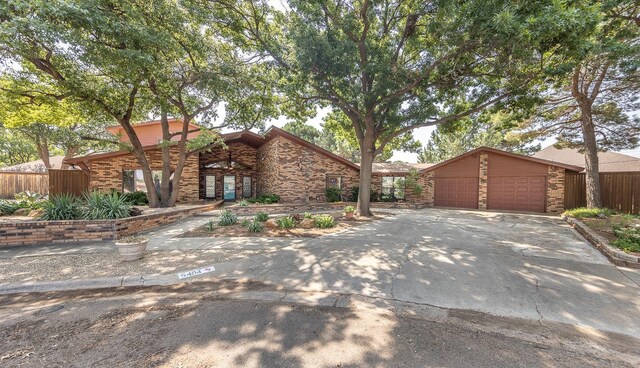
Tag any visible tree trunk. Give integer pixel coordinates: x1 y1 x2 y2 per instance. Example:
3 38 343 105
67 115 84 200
167 115 192 207
34 137 51 169
118 119 160 208
356 134 375 217
159 110 172 207
61 146 77 170
579 104 603 208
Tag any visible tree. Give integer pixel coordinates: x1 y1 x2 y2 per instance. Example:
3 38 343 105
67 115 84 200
0 127 38 167
0 0 276 207
418 118 540 163
230 0 598 215
515 1 640 208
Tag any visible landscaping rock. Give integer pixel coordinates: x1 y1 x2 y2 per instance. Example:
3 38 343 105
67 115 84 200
299 218 315 229
14 208 30 216
28 209 44 218
265 219 279 229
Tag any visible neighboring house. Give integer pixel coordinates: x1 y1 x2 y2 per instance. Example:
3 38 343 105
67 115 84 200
1 156 68 173
66 122 581 213
106 118 202 146
533 146 640 173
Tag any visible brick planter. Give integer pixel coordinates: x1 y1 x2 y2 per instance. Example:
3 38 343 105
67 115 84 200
226 201 426 216
0 201 222 248
563 215 640 268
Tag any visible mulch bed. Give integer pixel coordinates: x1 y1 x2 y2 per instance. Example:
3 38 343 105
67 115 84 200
179 212 392 238
579 215 640 256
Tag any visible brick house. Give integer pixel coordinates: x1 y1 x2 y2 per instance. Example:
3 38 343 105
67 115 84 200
66 122 581 213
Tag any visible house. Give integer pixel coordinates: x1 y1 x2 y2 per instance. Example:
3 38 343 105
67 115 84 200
66 121 581 213
1 156 69 173
533 146 640 173
106 118 202 146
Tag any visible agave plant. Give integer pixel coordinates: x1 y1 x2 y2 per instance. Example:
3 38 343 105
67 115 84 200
82 191 131 220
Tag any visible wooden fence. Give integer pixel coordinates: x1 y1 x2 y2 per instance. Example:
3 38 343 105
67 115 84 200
565 172 640 214
48 169 89 197
0 171 49 198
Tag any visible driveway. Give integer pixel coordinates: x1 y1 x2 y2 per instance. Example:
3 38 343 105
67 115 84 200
199 208 640 338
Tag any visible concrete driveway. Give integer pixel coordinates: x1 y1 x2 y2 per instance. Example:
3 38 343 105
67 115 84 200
199 208 640 338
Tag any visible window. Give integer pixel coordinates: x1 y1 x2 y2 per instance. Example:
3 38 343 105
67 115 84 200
381 176 405 200
326 175 342 190
123 169 173 194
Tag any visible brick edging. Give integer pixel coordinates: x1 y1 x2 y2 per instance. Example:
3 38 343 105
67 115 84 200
563 215 640 268
226 202 426 215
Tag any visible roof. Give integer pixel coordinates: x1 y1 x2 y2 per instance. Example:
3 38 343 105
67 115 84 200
533 146 640 173
420 146 584 173
1 156 69 173
105 118 200 134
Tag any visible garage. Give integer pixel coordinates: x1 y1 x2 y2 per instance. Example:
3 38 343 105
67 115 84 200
422 147 582 213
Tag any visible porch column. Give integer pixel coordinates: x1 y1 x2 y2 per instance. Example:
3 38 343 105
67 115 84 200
478 153 488 210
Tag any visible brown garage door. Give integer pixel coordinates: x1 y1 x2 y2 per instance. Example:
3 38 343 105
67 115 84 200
487 176 546 213
434 177 479 209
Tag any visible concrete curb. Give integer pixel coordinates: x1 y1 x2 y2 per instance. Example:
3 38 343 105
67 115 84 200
563 215 640 268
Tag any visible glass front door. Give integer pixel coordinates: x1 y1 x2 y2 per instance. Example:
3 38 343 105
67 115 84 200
223 176 236 201
243 176 252 198
205 175 216 199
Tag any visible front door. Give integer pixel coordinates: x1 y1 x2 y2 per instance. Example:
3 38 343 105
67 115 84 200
223 175 236 201
205 175 216 199
242 176 252 198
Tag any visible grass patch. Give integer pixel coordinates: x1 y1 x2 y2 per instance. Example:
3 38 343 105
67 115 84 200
563 207 614 218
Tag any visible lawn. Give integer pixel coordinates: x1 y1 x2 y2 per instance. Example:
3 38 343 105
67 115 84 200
564 208 640 254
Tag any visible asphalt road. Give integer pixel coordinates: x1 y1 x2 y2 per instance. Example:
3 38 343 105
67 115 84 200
1 283 639 368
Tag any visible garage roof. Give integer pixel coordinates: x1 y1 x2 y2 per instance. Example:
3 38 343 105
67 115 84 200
419 147 584 173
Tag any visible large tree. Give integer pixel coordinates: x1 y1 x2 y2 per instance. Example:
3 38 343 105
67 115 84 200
0 0 276 207
515 1 640 208
0 127 38 167
230 0 598 215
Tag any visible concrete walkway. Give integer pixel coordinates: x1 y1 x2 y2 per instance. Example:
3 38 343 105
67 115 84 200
2 208 639 339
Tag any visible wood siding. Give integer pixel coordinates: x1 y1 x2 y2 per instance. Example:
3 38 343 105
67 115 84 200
0 172 49 198
565 172 640 214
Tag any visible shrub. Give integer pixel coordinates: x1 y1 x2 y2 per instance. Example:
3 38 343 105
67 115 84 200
612 225 640 253
277 216 296 228
241 219 250 226
325 187 341 202
344 205 355 214
348 186 359 202
0 200 19 216
15 191 45 209
248 194 281 204
246 220 264 233
122 191 149 206
82 191 131 220
563 207 614 218
314 214 335 228
205 220 216 232
218 210 238 226
303 212 314 219
370 190 380 202
255 211 269 222
237 199 250 206
41 193 82 220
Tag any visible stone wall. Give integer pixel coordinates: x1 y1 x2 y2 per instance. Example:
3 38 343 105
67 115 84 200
546 166 565 213
257 135 359 203
89 146 199 202
0 202 221 248
478 153 489 209
423 171 435 206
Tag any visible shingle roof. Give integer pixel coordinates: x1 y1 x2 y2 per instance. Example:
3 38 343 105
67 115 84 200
0 156 69 173
533 146 640 173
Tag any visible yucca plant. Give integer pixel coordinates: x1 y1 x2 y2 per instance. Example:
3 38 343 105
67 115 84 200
82 191 131 220
41 193 82 221
246 220 264 233
0 200 19 216
255 211 269 222
205 220 216 232
276 216 296 229
314 214 336 228
218 210 238 226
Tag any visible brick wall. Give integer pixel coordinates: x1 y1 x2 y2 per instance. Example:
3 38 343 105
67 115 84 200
478 153 489 209
423 171 435 206
0 203 222 248
227 201 425 215
546 166 565 213
89 146 199 202
257 136 359 203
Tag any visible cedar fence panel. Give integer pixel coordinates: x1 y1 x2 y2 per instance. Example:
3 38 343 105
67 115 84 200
565 172 640 214
0 171 50 198
48 169 89 197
